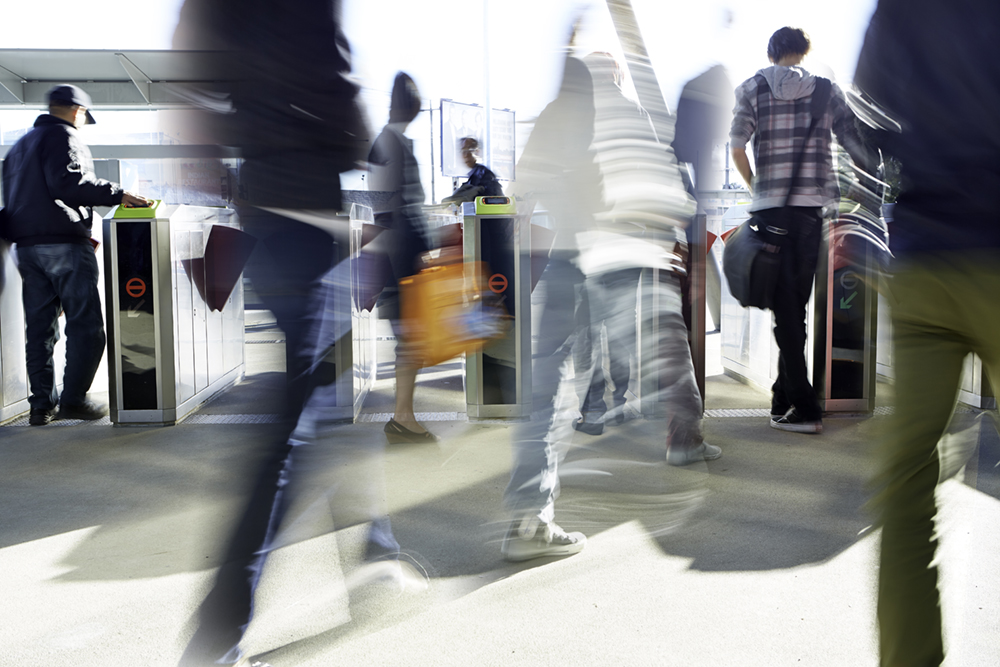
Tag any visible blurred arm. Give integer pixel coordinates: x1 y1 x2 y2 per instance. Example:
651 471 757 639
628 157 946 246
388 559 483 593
831 84 876 176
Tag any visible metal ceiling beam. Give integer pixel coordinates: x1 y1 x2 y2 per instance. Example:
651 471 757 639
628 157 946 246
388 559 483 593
0 65 25 104
0 50 237 109
0 81 196 109
115 53 151 104
0 144 240 159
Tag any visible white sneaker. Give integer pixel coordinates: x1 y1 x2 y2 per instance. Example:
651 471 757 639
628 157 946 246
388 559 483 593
500 517 586 562
667 442 723 466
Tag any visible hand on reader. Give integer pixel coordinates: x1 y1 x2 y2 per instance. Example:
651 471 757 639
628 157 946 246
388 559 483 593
121 192 153 208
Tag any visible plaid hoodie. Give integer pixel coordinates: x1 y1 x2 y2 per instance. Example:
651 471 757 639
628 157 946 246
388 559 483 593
730 65 865 212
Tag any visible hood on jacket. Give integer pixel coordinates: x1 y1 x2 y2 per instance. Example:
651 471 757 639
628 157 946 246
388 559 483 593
758 65 816 101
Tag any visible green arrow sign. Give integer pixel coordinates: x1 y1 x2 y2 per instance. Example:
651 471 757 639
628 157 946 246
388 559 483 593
840 292 858 309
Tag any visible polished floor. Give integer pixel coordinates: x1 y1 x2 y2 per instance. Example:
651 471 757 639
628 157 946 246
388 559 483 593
1 319 998 667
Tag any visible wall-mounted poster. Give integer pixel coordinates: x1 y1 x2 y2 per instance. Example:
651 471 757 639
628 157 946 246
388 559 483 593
440 99 515 182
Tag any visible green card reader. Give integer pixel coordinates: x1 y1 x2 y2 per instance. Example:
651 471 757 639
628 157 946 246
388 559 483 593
474 195 516 216
112 199 164 219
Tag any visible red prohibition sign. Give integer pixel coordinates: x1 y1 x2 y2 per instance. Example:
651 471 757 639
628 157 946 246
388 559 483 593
126 278 147 298
488 273 508 293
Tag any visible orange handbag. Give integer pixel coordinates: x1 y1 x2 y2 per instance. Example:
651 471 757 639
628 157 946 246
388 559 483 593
398 261 509 368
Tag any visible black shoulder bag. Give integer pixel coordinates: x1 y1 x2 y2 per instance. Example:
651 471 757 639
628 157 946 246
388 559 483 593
723 76 831 310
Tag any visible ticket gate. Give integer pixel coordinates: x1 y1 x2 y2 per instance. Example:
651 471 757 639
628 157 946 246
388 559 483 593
719 204 881 413
104 202 250 425
293 201 379 423
462 196 532 419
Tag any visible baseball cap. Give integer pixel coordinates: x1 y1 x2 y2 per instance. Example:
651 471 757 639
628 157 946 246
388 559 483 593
46 84 97 124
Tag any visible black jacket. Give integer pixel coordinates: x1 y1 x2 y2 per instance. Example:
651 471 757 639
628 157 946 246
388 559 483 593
1 115 123 246
173 0 369 211
855 0 1000 255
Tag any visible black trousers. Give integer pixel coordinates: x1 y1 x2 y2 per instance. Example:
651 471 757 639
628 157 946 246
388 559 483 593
757 206 823 421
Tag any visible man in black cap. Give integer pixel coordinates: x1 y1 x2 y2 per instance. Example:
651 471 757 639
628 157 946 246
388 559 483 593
1 84 150 425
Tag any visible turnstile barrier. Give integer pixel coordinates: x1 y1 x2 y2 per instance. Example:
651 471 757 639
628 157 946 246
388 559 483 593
720 204 880 413
104 202 248 425
462 196 532 419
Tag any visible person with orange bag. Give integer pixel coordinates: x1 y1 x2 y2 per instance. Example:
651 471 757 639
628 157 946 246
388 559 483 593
368 72 439 444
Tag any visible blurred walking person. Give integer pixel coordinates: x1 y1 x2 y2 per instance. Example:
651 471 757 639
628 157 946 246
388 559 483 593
173 2 419 665
578 52 719 465
500 56 599 561
855 1 1000 664
368 72 439 444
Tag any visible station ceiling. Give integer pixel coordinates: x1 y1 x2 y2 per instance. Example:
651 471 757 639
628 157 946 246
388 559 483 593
0 49 229 109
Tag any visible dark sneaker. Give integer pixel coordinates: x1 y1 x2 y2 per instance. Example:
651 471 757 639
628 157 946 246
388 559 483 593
770 408 822 434
667 442 723 466
573 419 604 436
57 400 108 421
29 408 58 426
500 517 586 562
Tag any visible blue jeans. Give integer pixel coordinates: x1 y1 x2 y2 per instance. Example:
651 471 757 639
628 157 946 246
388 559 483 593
180 211 398 666
505 254 584 522
504 255 704 521
16 243 106 410
576 268 641 421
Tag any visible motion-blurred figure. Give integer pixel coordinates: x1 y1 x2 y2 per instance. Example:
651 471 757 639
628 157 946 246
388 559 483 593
368 72 440 444
673 65 733 195
730 27 871 434
0 84 150 426
441 136 503 205
855 2 1000 664
577 52 719 465
500 56 599 561
570 54 640 437
173 2 417 665
673 64 733 332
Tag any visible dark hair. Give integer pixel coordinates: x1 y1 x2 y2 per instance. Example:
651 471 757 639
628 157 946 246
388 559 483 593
460 137 479 150
389 72 421 123
767 27 810 63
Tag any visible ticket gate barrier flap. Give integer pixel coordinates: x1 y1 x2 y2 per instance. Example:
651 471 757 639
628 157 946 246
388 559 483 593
463 197 532 419
104 204 246 425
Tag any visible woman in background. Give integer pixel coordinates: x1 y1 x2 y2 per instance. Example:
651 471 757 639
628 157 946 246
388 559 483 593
369 72 438 443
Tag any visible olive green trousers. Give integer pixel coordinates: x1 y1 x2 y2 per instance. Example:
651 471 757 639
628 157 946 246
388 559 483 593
876 253 1000 667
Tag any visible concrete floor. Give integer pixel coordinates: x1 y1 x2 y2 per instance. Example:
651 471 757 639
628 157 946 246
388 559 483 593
2 323 999 667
